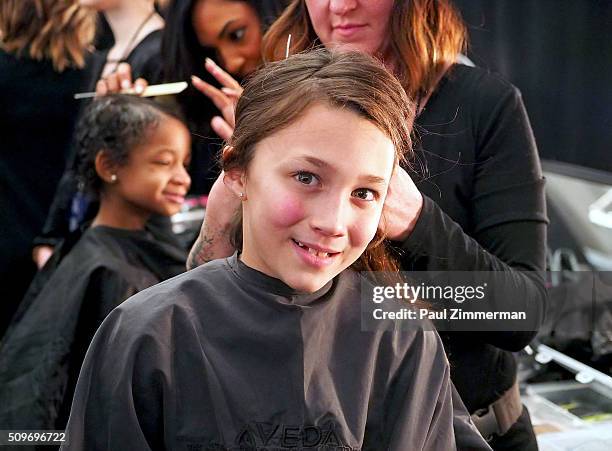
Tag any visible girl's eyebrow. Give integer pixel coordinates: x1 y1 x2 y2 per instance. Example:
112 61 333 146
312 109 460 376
296 156 388 186
153 148 177 156
299 155 329 169
361 175 388 187
153 148 191 164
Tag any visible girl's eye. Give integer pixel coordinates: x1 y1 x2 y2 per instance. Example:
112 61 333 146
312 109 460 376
154 160 172 166
352 188 376 201
229 27 246 42
294 171 318 186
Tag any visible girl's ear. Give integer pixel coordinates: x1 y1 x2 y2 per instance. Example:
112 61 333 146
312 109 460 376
223 168 247 200
95 151 118 184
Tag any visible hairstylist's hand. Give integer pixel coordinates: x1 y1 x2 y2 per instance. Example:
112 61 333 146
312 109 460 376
380 166 424 242
191 58 243 141
95 62 148 96
187 171 238 269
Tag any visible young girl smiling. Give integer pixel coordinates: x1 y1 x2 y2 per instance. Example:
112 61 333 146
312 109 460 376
0 95 191 431
62 51 489 450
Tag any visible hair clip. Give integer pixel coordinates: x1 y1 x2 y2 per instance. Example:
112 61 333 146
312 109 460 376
285 34 292 59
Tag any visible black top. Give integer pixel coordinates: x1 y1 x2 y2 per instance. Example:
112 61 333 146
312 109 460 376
401 64 548 412
0 226 187 431
0 49 91 335
87 28 163 88
61 255 491 451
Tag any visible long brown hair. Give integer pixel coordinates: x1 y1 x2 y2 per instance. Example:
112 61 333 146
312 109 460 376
262 0 466 99
0 0 95 72
224 49 415 273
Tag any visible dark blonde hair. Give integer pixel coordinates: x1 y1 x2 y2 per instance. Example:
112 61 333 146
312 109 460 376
224 49 415 272
0 0 95 72
262 0 466 99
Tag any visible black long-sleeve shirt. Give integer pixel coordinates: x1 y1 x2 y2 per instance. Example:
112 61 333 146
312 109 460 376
400 64 548 412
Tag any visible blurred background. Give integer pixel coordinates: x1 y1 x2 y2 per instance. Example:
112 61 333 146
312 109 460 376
455 0 612 172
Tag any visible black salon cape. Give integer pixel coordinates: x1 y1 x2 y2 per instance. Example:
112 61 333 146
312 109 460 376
0 226 187 432
61 255 490 451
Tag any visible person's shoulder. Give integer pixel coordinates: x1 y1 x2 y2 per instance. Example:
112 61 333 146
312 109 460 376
48 227 113 270
69 227 133 266
128 29 163 81
132 29 162 57
446 63 522 102
437 64 526 128
26 228 162 311
113 257 234 326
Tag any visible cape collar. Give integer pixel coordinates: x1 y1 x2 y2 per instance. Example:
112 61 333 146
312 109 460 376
226 253 336 307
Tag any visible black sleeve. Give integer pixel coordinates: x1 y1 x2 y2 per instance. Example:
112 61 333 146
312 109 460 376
400 82 548 351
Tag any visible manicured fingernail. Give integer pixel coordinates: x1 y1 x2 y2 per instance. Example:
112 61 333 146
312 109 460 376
121 79 130 89
135 84 144 94
191 75 202 84
205 57 215 67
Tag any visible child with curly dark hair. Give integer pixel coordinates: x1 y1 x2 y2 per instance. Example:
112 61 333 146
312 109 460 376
0 95 191 432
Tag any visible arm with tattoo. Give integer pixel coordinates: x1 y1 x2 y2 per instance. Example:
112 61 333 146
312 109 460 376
187 172 239 269
187 219 235 269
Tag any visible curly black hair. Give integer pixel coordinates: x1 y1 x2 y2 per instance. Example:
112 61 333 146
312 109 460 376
75 94 183 197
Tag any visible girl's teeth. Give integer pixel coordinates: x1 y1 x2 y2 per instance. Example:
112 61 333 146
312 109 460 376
306 247 328 258
296 240 330 258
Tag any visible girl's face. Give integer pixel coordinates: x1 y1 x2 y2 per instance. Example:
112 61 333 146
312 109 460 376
305 0 395 57
192 0 262 77
228 104 395 293
112 116 192 218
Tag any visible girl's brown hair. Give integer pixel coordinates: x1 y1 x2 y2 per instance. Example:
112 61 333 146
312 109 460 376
262 0 466 100
224 49 415 272
0 0 95 72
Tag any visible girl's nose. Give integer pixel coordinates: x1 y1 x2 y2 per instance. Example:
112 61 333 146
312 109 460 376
172 165 191 189
309 194 350 237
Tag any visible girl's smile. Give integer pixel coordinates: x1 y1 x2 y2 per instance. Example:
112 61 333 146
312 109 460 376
225 103 395 293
